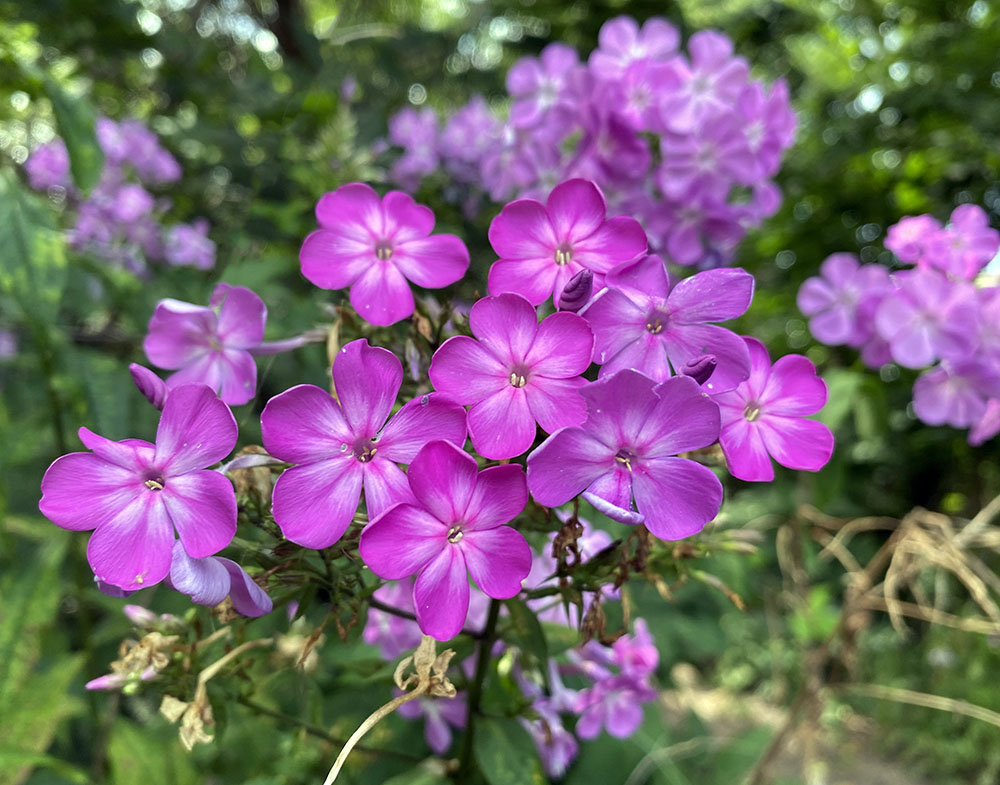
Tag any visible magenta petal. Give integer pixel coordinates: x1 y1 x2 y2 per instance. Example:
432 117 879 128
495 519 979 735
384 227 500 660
212 283 267 347
760 355 827 415
583 465 635 518
463 527 532 598
667 268 754 322
169 540 230 606
413 547 470 640
527 428 614 507
524 375 588 434
361 459 415 522
315 182 383 234
759 416 833 472
155 385 238 474
487 257 560 305
488 199 557 260
469 293 540 366
407 440 478 524
429 336 510 405
605 254 671 300
163 351 221 395
349 263 416 326
334 339 402 437
571 216 648 274
360 503 447 579
467 386 537 460
261 384 352 463
720 418 774 482
582 287 646 364
383 191 435 242
661 323 751 394
633 457 722 539
638 376 721 455
299 229 373 290
377 394 468 463
78 427 149 471
218 558 273 617
393 234 469 288
524 311 594 377
87 496 173 591
40 453 142 531
143 300 216 368
599 332 673 382
462 464 528 531
546 179 608 242
162 470 237 559
215 348 258 405
129 364 169 410
271 455 364 548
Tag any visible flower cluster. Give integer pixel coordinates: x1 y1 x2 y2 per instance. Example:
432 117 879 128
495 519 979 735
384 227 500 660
24 117 215 274
384 16 795 268
797 204 1000 443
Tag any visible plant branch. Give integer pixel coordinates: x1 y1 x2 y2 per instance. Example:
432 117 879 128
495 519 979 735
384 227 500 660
456 598 501 781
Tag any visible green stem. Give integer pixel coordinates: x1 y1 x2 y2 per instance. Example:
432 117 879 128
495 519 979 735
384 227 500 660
455 598 501 781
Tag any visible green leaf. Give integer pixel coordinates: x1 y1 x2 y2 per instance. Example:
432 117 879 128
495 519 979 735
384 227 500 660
41 75 104 191
472 717 545 785
504 599 549 676
380 760 450 785
0 750 93 785
107 721 200 785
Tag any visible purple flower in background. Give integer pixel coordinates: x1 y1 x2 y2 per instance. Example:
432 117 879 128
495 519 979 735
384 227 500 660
522 702 579 778
713 338 833 482
737 80 796 180
657 118 756 200
923 205 1000 280
438 96 502 181
429 293 594 459
163 220 216 270
488 179 647 306
388 108 440 190
363 579 423 659
528 371 723 540
168 541 272 617
796 253 890 347
300 183 469 326
111 183 155 223
144 283 267 405
360 441 532 640
397 691 468 754
885 214 940 264
40 385 238 591
912 360 1000 429
25 139 71 190
970 399 1000 446
589 15 679 80
874 270 978 368
507 43 580 134
582 254 753 393
646 181 746 266
261 340 467 549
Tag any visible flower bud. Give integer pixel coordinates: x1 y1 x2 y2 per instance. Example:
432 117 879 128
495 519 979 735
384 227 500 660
681 354 717 386
557 270 594 312
129 363 169 410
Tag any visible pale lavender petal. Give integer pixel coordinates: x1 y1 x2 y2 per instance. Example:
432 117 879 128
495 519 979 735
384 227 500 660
719 418 774 482
605 691 645 738
462 464 528 531
211 283 267 347
87 496 173 591
467 386 537 460
218 558 273 617
407 440 478 524
333 339 402 437
527 428 614 507
970 399 1000 446
413 547 470 640
349 263 415 326
271 455 364 548
759 416 834 472
633 457 722 540
40 453 142 531
424 710 453 755
169 540 230 606
359 503 447 579
667 268 754 322
362 459 415 521
393 235 469 288
469 292 540 366
463 527 532 598
524 311 594 377
155 384 238 474
583 465 633 514
524 375 589 434
377 393 468 463
261 384 352 463
429 336 510 405
162 470 237 558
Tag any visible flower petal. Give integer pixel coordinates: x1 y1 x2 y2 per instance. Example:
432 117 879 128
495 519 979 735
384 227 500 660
143 300 215 369
333 339 402 437
667 268 754 322
169 541 230 606
760 355 827 416
759 416 834 473
463 527 532 598
413 547 470 640
469 293 540 366
582 287 647 365
299 229 373 290
383 190 435 243
393 234 469 288
636 375 720 455
467 386 537 460
215 348 258 406
632 457 722 540
546 179 607 243
524 311 594 377
86 495 173 591
463 464 528 531
362 458 415 522
571 216 648 274
719 417 774 482
40 453 142 531
271 455 364 548
524 375 589 434
488 198 557 260
598 331 673 382
527 427 615 507
377 393 468 463
315 182 383 235
211 283 267 347
219 558 273 617
407 440 478 524
155 385 239 474
429 336 510 405
360 503 447 579
261 384 353 463
162 470 237 559
661 323 751 394
487 256 560 305
605 254 671 300
349 262 416 326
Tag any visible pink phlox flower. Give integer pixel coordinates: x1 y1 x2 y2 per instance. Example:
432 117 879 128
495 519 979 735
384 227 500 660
429 292 595 459
363 579 424 659
359 440 532 641
921 205 1000 280
658 117 757 200
582 254 753 393
261 339 467 549
507 43 581 134
521 699 580 778
40 385 238 591
396 690 468 754
300 183 470 326
885 214 941 264
528 371 723 540
487 178 647 306
388 107 440 190
25 138 71 190
797 253 891 347
589 15 680 81
144 282 268 405
912 360 1000 430
168 540 273 617
713 337 833 482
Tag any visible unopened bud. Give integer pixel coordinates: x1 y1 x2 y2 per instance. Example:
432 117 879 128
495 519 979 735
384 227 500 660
557 270 594 312
129 363 169 410
681 355 717 386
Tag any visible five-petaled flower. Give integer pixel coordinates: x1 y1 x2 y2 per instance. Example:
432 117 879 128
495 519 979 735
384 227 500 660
299 183 470 326
360 440 532 640
261 339 467 549
429 292 595 459
40 384 238 591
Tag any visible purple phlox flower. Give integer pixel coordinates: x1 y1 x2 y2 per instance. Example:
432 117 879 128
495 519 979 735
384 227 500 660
574 671 656 739
363 579 423 659
874 269 979 369
976 287 1000 360
300 183 470 326
885 214 941 264
581 254 753 393
736 79 796 180
119 119 182 183
261 340 467 549
970 399 1000 446
40 384 238 591
481 125 564 203
164 219 216 270
646 182 745 266
388 107 440 190
487 178 647 306
713 337 833 482
130 363 170 410
111 183 155 223
658 30 749 133
144 282 267 405
796 253 891 347
589 15 680 81
438 96 501 181
396 690 468 754
429 293 595 460
25 138 71 191
521 699 579 778
571 105 652 188
922 205 1000 281
658 118 757 200
359 440 532 641
528 371 723 540
912 360 1000 429
167 540 272 617
123 604 182 630
86 665 159 692
507 43 581 134
558 269 594 312
611 618 658 679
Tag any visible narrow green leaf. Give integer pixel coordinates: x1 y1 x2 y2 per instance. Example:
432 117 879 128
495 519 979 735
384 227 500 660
41 75 104 191
472 717 545 785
